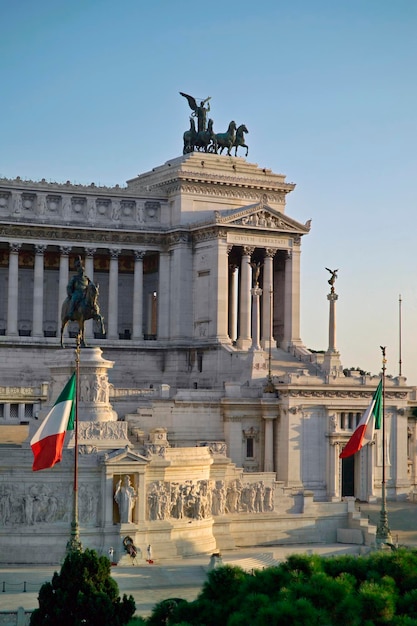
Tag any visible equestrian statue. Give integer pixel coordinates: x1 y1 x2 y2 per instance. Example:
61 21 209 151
180 92 249 157
60 256 105 348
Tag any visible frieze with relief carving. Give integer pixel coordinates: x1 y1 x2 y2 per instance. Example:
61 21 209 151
77 421 127 440
0 481 99 526
146 477 274 521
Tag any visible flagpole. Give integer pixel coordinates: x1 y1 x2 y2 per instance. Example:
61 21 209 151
376 346 393 548
66 334 82 553
399 294 402 378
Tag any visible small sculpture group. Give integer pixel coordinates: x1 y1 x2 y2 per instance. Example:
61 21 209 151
180 92 248 157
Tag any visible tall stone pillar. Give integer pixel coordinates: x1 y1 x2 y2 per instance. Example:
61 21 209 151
283 241 302 350
214 238 230 342
157 251 170 340
237 246 254 350
84 248 96 339
107 249 120 340
261 249 275 349
132 250 145 340
58 246 71 336
33 245 46 337
323 282 342 376
7 243 21 336
228 262 238 343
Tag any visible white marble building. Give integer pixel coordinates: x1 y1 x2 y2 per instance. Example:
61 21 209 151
0 152 416 563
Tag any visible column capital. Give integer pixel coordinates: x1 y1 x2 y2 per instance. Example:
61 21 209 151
9 243 22 253
265 248 277 258
242 246 255 256
134 250 146 261
85 247 96 257
35 244 47 255
59 246 72 256
327 292 339 302
109 248 121 259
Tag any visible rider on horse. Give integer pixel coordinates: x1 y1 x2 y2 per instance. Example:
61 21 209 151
67 256 91 319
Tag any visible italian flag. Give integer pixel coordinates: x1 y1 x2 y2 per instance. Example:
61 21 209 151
31 373 76 471
339 380 382 459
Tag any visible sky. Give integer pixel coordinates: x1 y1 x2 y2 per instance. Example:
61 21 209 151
1 0 416 383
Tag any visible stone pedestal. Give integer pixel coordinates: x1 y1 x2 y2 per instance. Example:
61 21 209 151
46 347 117 422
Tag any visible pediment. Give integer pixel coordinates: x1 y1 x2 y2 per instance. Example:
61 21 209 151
103 446 150 465
214 201 311 234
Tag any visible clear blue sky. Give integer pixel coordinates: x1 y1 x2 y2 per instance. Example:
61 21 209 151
1 0 416 383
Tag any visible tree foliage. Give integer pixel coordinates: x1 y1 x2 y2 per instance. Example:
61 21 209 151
144 549 417 626
30 548 136 626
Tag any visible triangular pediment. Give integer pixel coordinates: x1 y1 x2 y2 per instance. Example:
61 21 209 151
213 201 311 234
104 446 150 465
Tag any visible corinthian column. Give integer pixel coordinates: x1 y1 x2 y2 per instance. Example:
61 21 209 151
58 247 71 334
261 249 275 349
32 245 47 337
7 243 21 336
107 249 120 340
237 246 254 350
283 240 302 350
85 248 96 339
228 263 238 343
132 250 145 340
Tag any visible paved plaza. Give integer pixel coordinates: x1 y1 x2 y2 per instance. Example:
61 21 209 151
1 500 416 619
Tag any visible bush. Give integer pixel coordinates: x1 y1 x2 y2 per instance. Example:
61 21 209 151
30 548 136 626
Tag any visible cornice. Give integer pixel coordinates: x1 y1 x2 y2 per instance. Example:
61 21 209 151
178 169 295 192
279 388 409 400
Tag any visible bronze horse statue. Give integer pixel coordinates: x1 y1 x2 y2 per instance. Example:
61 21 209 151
183 117 197 154
195 118 217 153
60 282 105 348
214 121 237 156
233 124 249 157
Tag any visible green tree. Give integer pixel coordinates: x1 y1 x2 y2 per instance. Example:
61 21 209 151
30 548 136 626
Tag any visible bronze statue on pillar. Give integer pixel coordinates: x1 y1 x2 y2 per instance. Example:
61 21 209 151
60 256 105 348
326 267 338 293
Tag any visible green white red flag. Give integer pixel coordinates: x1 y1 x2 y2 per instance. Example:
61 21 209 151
30 373 76 471
339 380 382 459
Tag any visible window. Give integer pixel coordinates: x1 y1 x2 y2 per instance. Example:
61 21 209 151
246 437 254 458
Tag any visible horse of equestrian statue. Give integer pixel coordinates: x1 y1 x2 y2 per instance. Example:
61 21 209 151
233 124 249 157
195 118 217 153
183 117 197 154
60 282 105 348
214 121 237 156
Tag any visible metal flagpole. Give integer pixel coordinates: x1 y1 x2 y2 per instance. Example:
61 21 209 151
66 334 82 553
376 346 393 548
399 294 403 378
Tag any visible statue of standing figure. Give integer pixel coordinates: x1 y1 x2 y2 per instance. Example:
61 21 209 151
114 475 136 523
180 92 211 133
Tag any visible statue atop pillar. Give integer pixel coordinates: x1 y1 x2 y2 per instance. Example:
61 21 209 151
325 267 338 294
60 256 105 347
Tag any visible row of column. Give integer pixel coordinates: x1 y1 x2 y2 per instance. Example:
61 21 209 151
6 244 148 340
227 245 301 351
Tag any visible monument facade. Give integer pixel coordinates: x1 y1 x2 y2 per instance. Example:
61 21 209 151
0 110 416 562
